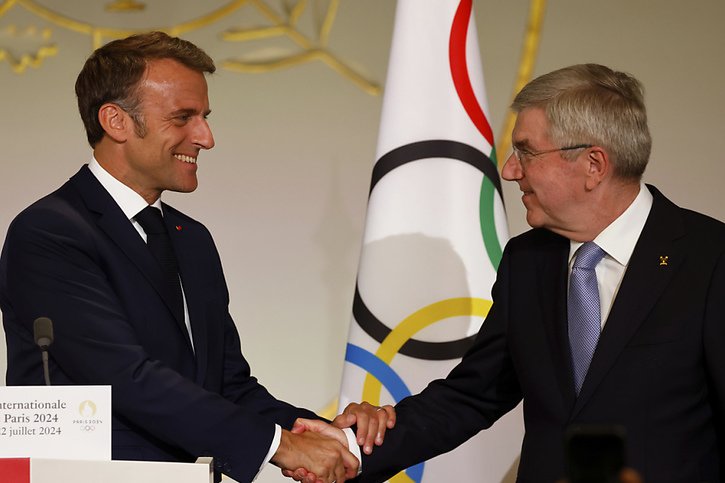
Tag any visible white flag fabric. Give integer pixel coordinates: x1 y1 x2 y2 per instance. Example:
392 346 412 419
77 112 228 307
339 0 522 481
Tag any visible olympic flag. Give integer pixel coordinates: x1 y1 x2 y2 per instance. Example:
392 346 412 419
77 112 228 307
338 1 522 481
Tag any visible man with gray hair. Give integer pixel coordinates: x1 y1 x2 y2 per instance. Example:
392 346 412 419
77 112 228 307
337 64 725 482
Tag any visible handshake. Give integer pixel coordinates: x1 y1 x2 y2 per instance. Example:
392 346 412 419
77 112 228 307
271 402 395 483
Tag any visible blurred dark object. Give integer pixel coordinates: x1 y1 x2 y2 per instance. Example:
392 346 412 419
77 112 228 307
566 424 626 483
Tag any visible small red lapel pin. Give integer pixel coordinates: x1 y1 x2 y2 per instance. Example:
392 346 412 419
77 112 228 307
175 225 183 231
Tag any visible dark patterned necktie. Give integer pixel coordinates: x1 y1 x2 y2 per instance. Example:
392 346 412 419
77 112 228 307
135 206 184 324
568 242 606 395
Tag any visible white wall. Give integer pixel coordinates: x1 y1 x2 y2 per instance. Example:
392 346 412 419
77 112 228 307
1 1 724 481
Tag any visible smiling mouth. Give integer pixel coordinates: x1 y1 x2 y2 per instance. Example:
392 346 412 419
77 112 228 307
174 154 197 164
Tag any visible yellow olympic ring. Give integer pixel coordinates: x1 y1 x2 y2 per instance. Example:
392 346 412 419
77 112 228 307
362 297 492 403
360 297 491 483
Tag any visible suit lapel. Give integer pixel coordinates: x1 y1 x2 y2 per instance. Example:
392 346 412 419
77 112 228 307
572 186 685 416
70 166 194 352
537 234 578 412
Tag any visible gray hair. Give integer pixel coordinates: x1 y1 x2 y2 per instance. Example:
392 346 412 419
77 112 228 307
512 64 651 180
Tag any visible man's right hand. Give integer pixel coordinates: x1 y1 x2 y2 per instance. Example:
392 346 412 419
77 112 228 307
271 428 359 483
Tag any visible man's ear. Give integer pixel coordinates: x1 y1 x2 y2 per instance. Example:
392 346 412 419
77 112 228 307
584 146 610 190
98 103 129 143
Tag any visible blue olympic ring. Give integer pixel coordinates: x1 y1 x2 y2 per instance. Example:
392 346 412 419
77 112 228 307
345 343 424 482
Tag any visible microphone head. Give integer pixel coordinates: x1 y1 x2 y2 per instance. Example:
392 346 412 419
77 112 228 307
33 317 54 350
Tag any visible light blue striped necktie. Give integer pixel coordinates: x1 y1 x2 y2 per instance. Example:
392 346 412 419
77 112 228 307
568 242 606 395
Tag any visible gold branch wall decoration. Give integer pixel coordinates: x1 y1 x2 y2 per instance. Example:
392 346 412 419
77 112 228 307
222 0 380 95
5 0 250 47
0 0 380 95
0 23 57 73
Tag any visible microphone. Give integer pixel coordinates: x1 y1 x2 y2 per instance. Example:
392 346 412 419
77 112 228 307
33 317 54 386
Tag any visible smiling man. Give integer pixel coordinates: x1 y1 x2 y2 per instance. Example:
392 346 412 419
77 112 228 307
340 64 725 483
0 32 387 483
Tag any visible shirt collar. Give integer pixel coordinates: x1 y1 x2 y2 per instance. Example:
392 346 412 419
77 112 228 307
88 157 163 219
569 183 653 266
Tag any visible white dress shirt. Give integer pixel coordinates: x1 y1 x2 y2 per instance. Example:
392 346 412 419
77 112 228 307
88 158 195 350
568 183 654 326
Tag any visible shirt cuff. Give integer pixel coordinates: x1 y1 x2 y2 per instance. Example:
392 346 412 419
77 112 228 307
343 427 363 476
256 424 362 478
254 424 281 481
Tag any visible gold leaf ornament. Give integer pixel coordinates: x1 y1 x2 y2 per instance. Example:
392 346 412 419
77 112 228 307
222 0 381 95
105 1 146 13
0 23 58 73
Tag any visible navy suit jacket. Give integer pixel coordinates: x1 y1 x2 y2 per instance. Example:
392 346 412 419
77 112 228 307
356 186 725 483
0 166 317 482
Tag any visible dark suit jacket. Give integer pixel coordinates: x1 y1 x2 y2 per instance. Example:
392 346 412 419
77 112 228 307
0 166 317 483
357 186 725 483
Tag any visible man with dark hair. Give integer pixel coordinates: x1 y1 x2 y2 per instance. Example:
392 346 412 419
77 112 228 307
336 64 725 482
0 31 390 483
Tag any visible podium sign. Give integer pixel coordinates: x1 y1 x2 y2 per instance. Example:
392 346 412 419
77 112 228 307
0 386 111 460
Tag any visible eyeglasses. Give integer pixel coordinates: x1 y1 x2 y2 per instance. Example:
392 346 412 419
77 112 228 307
512 144 593 163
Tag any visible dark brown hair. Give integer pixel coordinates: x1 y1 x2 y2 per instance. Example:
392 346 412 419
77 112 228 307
75 31 215 147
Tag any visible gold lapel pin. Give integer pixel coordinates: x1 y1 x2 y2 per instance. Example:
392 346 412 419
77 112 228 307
659 255 669 266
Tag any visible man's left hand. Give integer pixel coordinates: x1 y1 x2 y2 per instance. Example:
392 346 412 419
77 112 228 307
334 402 396 455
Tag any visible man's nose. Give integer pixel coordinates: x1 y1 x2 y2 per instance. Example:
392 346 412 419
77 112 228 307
501 151 521 181
194 119 215 150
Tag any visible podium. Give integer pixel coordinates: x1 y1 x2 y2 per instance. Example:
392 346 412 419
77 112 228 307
0 386 213 482
0 456 214 483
